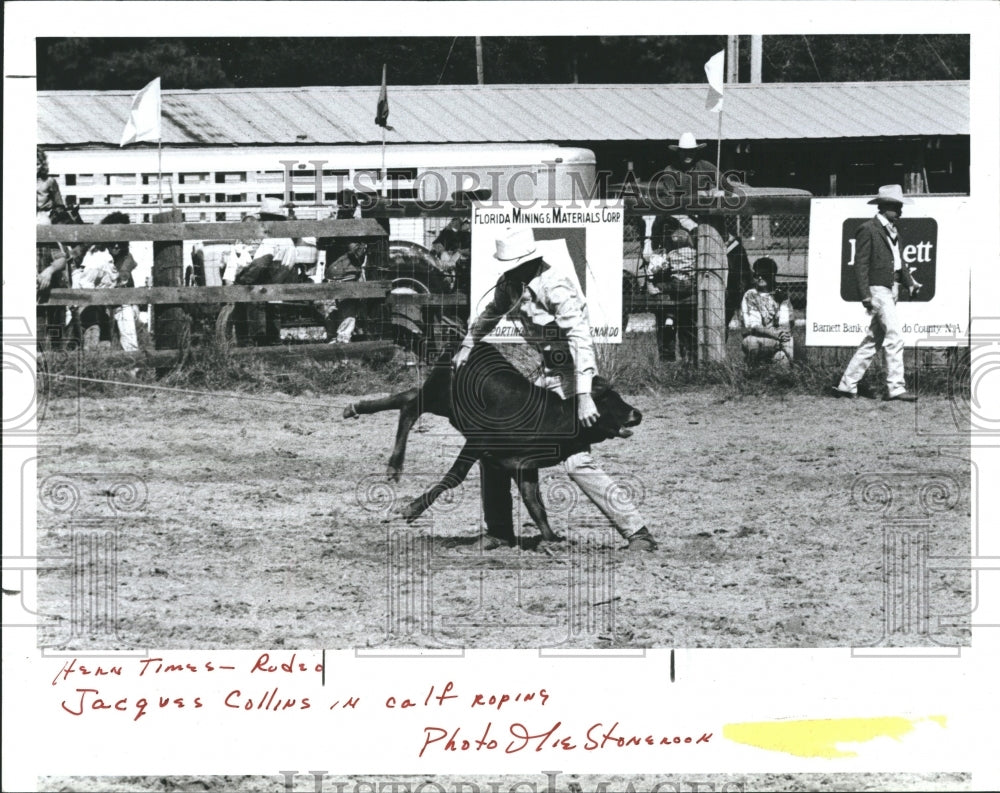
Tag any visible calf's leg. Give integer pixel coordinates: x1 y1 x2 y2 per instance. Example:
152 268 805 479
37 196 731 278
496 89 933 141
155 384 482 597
480 462 516 545
517 469 562 542
344 388 421 481
345 363 454 481
344 387 419 418
398 443 482 523
385 396 421 481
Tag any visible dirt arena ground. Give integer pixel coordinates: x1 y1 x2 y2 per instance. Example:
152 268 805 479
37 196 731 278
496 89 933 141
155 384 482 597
36 381 970 651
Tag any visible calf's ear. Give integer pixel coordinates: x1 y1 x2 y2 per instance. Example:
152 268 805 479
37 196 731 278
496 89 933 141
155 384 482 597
591 376 610 396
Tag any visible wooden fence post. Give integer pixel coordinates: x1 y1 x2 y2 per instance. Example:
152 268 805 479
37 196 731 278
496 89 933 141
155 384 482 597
695 220 728 364
151 209 186 349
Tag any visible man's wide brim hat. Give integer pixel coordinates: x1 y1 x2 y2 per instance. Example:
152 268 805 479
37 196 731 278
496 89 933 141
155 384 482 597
867 184 912 205
258 197 290 219
668 132 707 151
494 227 540 268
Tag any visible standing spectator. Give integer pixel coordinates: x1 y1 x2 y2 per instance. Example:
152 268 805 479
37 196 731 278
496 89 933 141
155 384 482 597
622 212 650 280
36 147 65 224
37 237 83 348
648 138 747 362
648 229 698 361
235 198 299 280
658 133 742 205
832 185 920 401
432 216 471 291
740 257 793 366
323 242 368 344
251 200 306 282
321 188 361 267
75 244 118 348
649 213 689 256
100 213 138 287
452 227 657 552
336 188 359 221
36 146 71 346
101 212 141 351
36 243 70 292
655 132 743 224
234 198 301 344
432 217 471 268
663 229 697 286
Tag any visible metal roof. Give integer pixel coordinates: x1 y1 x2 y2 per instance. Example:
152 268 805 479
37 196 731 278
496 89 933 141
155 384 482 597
38 81 969 147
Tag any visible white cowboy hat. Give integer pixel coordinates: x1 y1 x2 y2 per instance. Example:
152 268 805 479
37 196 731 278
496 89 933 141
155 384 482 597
668 132 707 151
258 197 290 219
867 184 913 205
493 227 539 267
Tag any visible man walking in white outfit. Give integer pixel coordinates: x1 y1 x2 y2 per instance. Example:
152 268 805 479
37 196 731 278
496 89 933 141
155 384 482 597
833 185 920 402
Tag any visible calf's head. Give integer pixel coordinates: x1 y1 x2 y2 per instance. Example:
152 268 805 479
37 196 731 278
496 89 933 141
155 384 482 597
588 377 642 440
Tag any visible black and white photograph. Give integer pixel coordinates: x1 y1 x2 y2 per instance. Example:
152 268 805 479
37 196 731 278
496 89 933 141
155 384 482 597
4 2 999 791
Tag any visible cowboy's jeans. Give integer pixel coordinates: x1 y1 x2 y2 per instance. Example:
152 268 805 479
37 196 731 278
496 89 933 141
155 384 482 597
838 284 907 396
561 448 646 539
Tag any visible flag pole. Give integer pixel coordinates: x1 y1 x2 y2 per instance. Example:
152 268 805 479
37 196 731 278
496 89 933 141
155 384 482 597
703 49 726 193
378 62 388 194
158 138 163 209
715 110 723 191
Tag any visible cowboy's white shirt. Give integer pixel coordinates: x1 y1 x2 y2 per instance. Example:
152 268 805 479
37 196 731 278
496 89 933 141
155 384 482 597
466 261 597 396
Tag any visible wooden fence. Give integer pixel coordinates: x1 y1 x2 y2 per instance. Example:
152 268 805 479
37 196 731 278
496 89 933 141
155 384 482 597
38 214 404 362
37 196 815 365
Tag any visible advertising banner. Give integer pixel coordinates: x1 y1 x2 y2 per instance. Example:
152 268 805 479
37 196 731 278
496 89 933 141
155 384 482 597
806 197 971 347
470 201 624 343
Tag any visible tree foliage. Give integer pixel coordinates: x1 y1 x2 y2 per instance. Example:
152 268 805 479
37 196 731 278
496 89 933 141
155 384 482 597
37 35 969 91
39 39 230 90
757 35 967 81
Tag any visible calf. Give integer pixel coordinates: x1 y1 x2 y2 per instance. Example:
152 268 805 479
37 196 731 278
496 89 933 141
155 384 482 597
344 342 641 542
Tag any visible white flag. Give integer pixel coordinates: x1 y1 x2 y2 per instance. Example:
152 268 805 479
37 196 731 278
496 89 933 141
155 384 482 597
704 50 725 113
120 77 161 146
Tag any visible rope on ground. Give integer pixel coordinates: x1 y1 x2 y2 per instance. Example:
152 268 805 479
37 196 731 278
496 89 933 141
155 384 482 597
45 372 340 408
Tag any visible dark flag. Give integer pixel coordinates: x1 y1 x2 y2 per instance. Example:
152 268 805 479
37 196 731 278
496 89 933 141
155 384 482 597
375 64 394 131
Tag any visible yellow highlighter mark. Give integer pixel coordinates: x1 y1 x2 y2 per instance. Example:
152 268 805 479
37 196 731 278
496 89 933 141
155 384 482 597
723 715 947 758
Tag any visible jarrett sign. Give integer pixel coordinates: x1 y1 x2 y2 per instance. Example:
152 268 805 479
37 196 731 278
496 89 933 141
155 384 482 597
806 197 970 347
840 217 938 303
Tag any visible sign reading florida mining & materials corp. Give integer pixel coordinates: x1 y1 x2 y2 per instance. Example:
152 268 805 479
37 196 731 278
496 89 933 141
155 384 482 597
470 201 624 344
